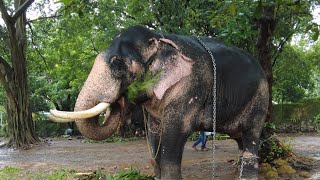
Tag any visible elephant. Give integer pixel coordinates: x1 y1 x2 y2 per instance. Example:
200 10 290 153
49 25 268 179
119 104 146 137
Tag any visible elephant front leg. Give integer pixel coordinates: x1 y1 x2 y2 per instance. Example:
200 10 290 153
160 136 187 179
146 115 162 179
159 126 188 180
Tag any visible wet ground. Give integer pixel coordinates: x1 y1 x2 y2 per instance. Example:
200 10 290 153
0 134 319 179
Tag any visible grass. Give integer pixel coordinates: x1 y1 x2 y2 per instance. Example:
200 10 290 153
94 168 154 180
0 167 153 180
127 71 160 102
0 167 76 180
84 136 142 144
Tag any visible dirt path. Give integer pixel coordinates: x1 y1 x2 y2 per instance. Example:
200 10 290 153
0 134 319 179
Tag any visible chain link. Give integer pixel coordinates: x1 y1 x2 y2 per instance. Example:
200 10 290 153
239 157 244 179
196 36 217 180
239 155 259 179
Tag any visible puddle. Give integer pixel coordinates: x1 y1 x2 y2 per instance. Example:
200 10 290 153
310 172 320 180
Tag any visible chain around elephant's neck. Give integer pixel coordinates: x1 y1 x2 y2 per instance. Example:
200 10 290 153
196 36 217 180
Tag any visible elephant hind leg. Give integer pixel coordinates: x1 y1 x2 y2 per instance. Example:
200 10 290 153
239 129 260 179
237 80 268 179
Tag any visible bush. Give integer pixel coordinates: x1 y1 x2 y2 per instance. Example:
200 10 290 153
314 114 320 133
0 124 7 137
34 113 60 137
35 120 60 137
105 168 154 180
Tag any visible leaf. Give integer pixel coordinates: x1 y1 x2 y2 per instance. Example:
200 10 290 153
254 1 263 18
305 24 313 33
229 3 237 16
58 0 73 5
312 30 319 41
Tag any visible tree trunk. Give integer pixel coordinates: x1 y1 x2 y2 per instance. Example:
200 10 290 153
0 0 38 148
256 6 275 123
6 89 38 148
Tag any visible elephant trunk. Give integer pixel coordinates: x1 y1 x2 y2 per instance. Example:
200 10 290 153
74 51 122 140
49 51 123 141
74 98 121 141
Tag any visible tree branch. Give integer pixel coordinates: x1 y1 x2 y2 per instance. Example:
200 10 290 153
27 14 61 23
272 31 295 67
0 0 12 25
0 55 13 89
12 0 34 23
26 22 49 71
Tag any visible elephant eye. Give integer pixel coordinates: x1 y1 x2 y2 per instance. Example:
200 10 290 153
110 56 128 79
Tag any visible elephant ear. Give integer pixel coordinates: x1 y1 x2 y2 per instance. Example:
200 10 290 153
152 48 194 100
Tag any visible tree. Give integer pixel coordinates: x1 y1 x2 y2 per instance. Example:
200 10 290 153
304 39 320 97
0 0 39 148
273 45 315 103
27 0 125 113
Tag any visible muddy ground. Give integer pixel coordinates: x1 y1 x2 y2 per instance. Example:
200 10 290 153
0 134 319 179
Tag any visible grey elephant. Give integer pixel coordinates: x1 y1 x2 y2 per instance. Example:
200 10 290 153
49 25 268 179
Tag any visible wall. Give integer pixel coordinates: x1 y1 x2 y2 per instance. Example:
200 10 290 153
272 101 320 133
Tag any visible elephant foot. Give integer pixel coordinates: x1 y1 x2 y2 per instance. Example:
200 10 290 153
150 159 161 179
238 153 259 180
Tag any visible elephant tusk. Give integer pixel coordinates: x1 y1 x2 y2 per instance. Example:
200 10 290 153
50 102 110 119
47 114 75 123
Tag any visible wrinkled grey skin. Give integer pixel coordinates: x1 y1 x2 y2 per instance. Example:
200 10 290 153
74 26 268 179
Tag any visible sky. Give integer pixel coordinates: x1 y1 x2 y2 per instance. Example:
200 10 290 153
313 6 320 24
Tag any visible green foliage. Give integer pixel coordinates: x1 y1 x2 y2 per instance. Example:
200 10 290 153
0 85 5 107
0 166 20 180
0 125 8 137
314 114 320 133
105 168 154 180
188 132 199 141
127 71 160 102
34 120 60 138
0 167 76 180
100 136 129 143
46 169 76 180
84 135 140 143
187 132 230 141
272 100 320 125
0 167 152 180
265 122 276 131
273 45 315 103
259 135 293 163
26 0 320 111
305 40 320 97
0 166 19 174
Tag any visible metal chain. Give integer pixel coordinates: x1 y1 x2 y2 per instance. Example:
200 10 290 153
196 36 217 180
239 157 244 179
239 155 259 179
143 107 163 160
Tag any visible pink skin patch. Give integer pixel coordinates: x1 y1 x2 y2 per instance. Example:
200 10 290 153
152 45 194 100
130 61 141 74
159 38 180 50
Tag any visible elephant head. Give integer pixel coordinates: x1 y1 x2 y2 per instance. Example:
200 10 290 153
49 26 194 140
